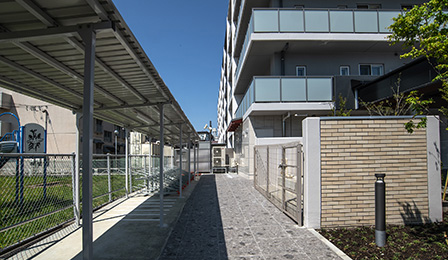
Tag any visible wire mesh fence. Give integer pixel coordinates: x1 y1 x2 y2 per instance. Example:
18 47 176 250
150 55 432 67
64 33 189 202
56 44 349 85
0 154 75 252
0 152 181 256
254 142 303 225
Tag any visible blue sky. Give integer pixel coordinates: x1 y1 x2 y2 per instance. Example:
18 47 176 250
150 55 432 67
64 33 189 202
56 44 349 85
113 0 229 132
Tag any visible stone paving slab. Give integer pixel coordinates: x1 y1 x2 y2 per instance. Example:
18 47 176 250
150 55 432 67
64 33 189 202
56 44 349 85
160 173 348 260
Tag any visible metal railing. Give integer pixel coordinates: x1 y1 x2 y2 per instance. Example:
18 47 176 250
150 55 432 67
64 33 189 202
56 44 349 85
235 76 333 118
254 142 303 225
0 153 180 254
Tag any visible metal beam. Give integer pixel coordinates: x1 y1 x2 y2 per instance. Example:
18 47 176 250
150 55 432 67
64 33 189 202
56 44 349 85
0 21 113 43
0 75 80 110
0 55 105 106
79 25 96 260
15 0 57 27
15 41 125 106
66 37 147 102
93 101 169 112
84 0 109 21
10 0 147 105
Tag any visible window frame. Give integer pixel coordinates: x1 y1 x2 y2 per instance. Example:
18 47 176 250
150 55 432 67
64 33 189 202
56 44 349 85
296 65 307 76
359 64 384 76
340 65 350 76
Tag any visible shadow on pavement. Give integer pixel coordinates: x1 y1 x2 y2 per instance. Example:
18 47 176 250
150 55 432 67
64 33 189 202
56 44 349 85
160 174 228 260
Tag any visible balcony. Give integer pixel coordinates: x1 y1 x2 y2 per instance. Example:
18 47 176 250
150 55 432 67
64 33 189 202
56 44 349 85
236 8 402 79
235 76 333 119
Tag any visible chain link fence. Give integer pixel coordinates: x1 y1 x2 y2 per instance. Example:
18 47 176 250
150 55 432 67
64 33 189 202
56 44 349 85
254 142 303 225
0 153 75 253
1 153 180 256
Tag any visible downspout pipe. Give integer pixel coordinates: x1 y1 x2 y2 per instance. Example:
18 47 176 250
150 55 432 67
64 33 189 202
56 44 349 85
282 112 291 137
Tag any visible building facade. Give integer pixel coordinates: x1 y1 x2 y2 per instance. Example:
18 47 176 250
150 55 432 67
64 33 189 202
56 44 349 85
217 0 428 174
0 87 126 155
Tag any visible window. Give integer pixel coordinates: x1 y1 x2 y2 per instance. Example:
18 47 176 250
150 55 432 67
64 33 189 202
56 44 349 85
294 5 304 9
337 5 348 9
95 143 102 154
359 64 384 76
296 66 306 76
401 5 414 10
340 66 350 76
104 131 112 142
95 119 103 133
357 4 382 9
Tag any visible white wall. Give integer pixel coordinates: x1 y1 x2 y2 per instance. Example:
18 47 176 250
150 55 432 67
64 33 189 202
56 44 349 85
0 88 77 154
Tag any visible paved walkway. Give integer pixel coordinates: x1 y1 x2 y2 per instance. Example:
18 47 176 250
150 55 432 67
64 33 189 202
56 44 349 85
6 173 348 260
160 174 346 260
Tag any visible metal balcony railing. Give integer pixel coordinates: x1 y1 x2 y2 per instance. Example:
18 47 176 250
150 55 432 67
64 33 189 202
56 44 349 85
234 76 333 118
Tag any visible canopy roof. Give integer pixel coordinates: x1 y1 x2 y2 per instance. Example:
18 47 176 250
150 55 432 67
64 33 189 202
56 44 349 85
0 0 198 144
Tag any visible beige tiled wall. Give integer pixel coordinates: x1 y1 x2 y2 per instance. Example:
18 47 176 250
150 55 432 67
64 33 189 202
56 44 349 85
320 119 429 227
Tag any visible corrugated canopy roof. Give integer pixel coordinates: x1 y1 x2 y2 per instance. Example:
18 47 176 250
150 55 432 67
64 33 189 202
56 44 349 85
0 0 198 144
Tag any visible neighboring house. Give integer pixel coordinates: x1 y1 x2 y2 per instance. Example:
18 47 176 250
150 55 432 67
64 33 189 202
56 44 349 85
217 0 430 174
0 87 126 154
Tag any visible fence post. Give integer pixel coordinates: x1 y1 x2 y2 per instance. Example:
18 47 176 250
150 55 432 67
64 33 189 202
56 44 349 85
107 153 112 202
281 147 286 211
253 146 257 187
43 156 47 200
129 155 133 194
125 130 129 198
71 153 80 226
267 147 270 197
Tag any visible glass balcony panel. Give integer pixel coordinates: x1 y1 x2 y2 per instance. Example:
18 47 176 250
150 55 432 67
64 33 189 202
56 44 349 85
379 11 401 32
307 78 333 101
281 78 306 101
254 78 281 102
253 10 279 32
279 10 304 32
249 81 254 105
330 11 354 32
354 11 378 32
305 10 329 32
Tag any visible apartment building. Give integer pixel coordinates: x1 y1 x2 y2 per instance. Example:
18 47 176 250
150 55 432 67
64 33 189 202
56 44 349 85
217 0 428 174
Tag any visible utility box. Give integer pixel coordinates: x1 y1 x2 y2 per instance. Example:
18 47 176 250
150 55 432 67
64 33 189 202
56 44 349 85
212 143 226 173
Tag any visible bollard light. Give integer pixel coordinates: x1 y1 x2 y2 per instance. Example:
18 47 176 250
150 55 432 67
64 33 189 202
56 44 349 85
375 173 386 247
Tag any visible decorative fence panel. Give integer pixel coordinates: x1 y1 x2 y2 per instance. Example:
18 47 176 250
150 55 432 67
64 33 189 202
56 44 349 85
254 142 303 225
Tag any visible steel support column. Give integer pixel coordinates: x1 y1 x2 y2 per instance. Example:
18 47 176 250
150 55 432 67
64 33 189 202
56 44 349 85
79 25 96 260
193 142 197 179
158 104 167 228
178 125 183 198
188 133 191 185
125 129 129 197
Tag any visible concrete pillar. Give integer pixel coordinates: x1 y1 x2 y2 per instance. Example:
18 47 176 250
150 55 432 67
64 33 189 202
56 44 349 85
302 117 321 229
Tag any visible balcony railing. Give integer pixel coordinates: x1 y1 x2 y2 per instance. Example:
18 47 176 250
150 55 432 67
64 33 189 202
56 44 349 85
234 76 333 118
236 8 402 78
252 8 401 34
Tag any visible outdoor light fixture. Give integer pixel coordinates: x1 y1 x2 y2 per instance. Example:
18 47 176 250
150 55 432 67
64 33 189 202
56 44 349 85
136 112 152 124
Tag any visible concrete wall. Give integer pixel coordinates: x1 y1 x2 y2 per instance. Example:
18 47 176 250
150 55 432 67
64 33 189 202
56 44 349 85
303 116 442 228
281 52 407 77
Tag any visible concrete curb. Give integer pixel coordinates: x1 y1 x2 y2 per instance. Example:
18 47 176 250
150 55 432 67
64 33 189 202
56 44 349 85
308 228 352 260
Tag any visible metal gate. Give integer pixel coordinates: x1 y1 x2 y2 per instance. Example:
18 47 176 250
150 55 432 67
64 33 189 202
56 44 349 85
254 142 303 225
